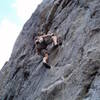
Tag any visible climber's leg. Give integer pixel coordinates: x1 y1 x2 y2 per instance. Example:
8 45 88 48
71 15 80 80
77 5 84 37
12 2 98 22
43 53 48 64
41 49 51 69
43 53 51 68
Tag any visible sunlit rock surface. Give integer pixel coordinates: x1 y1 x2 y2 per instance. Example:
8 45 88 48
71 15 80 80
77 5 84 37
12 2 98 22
0 0 100 100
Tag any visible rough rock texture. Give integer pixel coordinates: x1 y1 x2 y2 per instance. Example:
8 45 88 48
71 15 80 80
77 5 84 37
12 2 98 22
0 0 100 100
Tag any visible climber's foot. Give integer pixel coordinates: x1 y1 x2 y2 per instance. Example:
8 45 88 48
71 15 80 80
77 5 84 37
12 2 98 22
54 44 59 48
53 38 62 48
51 44 59 51
58 36 62 46
43 62 51 69
59 40 62 46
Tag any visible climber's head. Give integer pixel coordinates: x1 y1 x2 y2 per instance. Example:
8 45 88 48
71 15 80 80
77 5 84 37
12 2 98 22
35 34 44 44
34 32 42 44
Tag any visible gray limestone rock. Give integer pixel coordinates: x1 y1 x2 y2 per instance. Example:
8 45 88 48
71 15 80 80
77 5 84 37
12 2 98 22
0 0 100 100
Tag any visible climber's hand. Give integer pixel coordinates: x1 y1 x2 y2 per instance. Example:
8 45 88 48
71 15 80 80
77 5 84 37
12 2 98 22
47 33 54 36
50 33 54 36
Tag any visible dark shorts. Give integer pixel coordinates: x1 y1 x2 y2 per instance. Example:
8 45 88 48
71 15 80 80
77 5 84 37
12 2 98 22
40 49 48 56
44 36 53 45
37 36 53 56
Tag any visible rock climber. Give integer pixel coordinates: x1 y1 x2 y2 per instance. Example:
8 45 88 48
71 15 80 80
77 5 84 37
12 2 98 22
34 32 59 68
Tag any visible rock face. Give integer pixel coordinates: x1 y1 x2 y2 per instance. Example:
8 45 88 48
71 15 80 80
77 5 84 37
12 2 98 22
0 0 100 100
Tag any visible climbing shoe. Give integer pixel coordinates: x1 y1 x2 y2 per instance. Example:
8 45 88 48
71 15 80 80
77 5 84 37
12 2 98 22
43 62 51 69
53 44 59 48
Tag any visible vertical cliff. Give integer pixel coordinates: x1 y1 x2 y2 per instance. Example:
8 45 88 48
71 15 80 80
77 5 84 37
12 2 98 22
0 0 100 100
